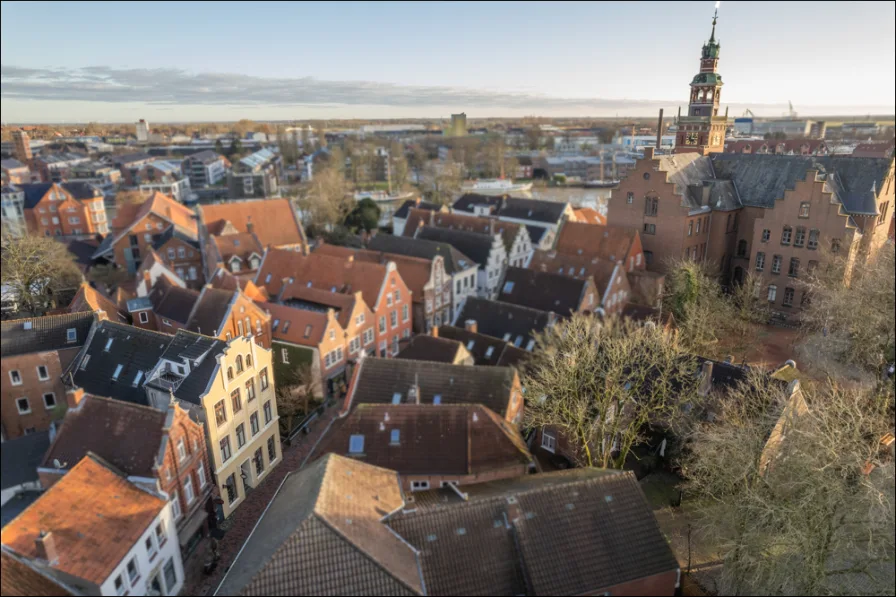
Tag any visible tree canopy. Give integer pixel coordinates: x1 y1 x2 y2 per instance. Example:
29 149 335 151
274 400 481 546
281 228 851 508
1 233 83 314
344 197 381 233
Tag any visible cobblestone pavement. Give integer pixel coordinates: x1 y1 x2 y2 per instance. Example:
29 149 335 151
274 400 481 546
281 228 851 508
184 407 338 596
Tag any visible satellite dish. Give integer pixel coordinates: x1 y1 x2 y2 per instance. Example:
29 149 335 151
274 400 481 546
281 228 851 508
53 459 64 469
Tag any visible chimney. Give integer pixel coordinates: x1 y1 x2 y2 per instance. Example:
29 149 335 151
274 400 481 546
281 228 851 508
35 531 58 563
246 216 254 234
655 109 664 149
431 326 439 338
464 319 478 333
644 147 656 160
408 374 420 404
66 386 86 405
698 360 714 397
346 254 354 263
504 496 522 526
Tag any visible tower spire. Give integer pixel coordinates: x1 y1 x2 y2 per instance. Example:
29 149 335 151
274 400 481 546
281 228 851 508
710 2 720 42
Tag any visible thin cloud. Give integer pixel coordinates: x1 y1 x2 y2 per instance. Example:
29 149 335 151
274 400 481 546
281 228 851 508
1 64 670 111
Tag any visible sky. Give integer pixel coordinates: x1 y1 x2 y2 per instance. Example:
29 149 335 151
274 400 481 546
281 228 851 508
1 1 894 123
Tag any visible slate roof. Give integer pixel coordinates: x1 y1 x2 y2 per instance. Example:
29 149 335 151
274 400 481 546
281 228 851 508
0 455 166 587
345 357 519 418
395 334 467 363
392 199 442 220
152 225 201 251
524 224 548 245
366 234 476 275
184 149 223 165
498 197 569 224
317 404 533 476
148 276 200 324
68 321 172 406
0 431 51 491
404 209 525 252
498 266 589 316
41 395 166 478
436 325 528 368
184 286 236 337
144 329 227 405
1 158 27 170
215 454 421 597
415 226 496 266
452 193 504 215
710 153 891 215
113 152 155 166
454 297 554 350
387 468 679 596
0 311 96 358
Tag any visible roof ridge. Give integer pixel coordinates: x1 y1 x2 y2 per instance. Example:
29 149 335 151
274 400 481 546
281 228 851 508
80 393 169 416
0 310 97 325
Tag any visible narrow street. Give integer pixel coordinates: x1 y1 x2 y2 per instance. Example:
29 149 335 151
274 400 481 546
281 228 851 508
184 407 338 596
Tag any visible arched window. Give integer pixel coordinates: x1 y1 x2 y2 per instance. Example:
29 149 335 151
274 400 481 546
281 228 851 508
227 366 234 381
644 196 658 217
236 355 244 374
246 354 253 368
737 239 748 257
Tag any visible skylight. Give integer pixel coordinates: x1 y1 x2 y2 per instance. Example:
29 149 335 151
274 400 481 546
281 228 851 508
392 392 402 405
66 328 77 343
349 434 365 454
503 281 514 293
112 364 123 381
466 340 475 350
104 338 114 352
390 429 400 444
433 394 442 405
282 321 290 333
132 370 144 387
485 346 494 358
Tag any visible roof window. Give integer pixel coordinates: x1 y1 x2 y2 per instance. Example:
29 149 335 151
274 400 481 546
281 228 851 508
112 364 123 381
392 392 402 405
390 429 400 445
104 338 114 352
433 394 442 405
503 281 514 293
349 434 365 454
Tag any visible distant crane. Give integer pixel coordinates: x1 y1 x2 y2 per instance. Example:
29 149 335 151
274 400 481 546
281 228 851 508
784 101 798 119
742 108 755 118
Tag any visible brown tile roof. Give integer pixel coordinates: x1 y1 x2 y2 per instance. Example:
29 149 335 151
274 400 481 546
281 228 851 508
387 468 679 596
395 335 466 363
211 232 263 265
199 198 307 250
112 286 135 310
724 138 828 155
572 206 607 225
256 248 391 311
216 454 422 596
184 286 236 337
529 249 621 294
344 357 520 418
209 267 270 301
498 266 591 316
148 276 200 324
555 222 638 262
318 404 532 476
314 244 433 306
0 549 75 596
1 454 166 587
110 191 198 237
436 325 529 368
41 395 166 478
68 282 128 323
261 301 332 347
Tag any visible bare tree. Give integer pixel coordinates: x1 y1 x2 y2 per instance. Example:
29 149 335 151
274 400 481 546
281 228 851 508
684 380 895 596
296 160 353 232
522 314 700 469
421 161 463 206
1 233 83 314
115 189 146 205
276 363 321 435
88 263 129 294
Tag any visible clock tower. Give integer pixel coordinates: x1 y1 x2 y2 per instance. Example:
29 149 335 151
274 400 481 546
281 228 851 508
675 6 727 155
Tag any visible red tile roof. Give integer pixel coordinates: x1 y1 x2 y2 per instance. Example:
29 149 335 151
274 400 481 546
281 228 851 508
1 454 165 587
260 301 334 347
199 198 307 250
211 232 263 265
110 191 198 237
0 549 75 596
68 282 128 323
315 243 433 305
571 207 607 226
554 222 638 263
529 250 620 294
278 284 362 329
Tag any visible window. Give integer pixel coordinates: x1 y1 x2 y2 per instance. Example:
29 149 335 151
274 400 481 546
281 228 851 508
794 226 806 248
115 575 125 596
177 439 187 461
761 229 771 243
145 535 159 563
254 448 265 476
167 248 176 260
642 223 656 235
879 201 890 226
236 423 246 448
696 218 701 234
264 401 273 424
788 257 800 278
43 393 56 409
268 436 277 462
772 255 782 274
807 229 819 250
227 366 234 381
225 474 237 504
183 474 195 505
364 328 374 345
112 363 123 381
177 246 186 259
688 221 693 236
231 388 242 413
386 293 393 307
644 197 658 216
138 311 150 324
541 430 557 453
215 400 227 426
236 355 244 373
197 464 207 489
390 310 398 328
35 364 52 381
394 289 400 303
250 412 260 435
163 558 177 595
643 172 651 180
349 434 365 454
626 191 634 204
246 353 253 368
402 304 409 322
390 429 401 445
236 320 243 336
783 287 795 307
755 252 765 271
246 378 256 401
220 436 232 462
127 557 140 584
379 316 386 333
781 226 792 245
411 480 430 491
799 202 810 218
736 239 747 257
260 367 269 390
767 284 777 302
9 370 22 385
66 328 77 343
16 397 30 414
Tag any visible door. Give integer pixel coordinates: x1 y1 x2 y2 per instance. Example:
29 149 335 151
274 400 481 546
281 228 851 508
732 266 744 286
240 459 252 492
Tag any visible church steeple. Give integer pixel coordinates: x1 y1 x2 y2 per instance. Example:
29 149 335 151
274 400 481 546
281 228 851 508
709 4 718 42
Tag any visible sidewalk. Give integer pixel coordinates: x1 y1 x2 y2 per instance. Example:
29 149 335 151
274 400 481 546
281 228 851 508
184 406 338 596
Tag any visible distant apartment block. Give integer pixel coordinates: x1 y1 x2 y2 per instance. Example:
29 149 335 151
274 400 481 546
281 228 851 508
136 118 151 142
228 148 281 199
182 150 228 187
12 130 32 162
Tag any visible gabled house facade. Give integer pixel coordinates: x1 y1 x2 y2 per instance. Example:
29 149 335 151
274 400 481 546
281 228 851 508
20 182 108 238
416 226 507 299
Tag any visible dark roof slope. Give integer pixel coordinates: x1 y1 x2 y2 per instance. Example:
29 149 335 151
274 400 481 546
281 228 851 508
395 335 466 363
711 153 891 215
1 312 96 358
498 196 568 224
436 325 528 368
452 193 504 214
346 357 519 418
415 226 495 266
498 266 588 315
152 226 201 251
393 199 441 220
148 277 200 324
367 234 476 275
41 395 165 478
387 468 679 596
184 149 223 164
454 297 553 350
146 329 227 404
184 286 234 336
318 404 532 476
0 431 51 490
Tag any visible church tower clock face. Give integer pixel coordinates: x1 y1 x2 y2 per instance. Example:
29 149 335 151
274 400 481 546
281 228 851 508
711 134 721 145
686 132 699 145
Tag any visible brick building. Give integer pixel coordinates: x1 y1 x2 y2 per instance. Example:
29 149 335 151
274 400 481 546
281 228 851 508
39 394 214 556
184 285 273 349
497 266 599 316
0 312 98 441
19 182 108 238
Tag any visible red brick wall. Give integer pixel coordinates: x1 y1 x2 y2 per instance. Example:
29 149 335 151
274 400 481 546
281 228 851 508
220 294 272 349
111 213 173 268
160 406 214 528
587 569 679 596
372 268 413 357
26 192 104 237
1 352 82 440
155 237 204 289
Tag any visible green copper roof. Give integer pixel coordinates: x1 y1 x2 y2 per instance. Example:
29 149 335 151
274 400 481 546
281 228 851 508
691 72 723 86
